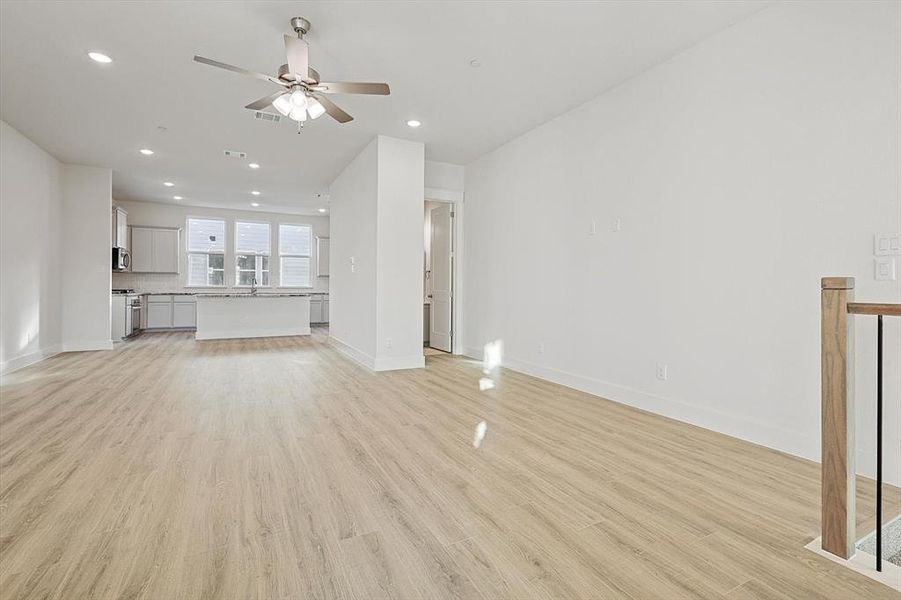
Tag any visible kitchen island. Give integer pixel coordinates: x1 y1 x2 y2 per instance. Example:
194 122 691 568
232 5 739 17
195 293 311 340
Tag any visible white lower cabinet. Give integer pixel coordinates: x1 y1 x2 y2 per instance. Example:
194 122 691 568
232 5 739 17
172 301 197 328
310 298 323 323
145 294 196 329
309 294 329 323
147 302 172 329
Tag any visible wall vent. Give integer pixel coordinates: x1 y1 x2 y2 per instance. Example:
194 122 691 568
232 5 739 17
223 149 247 159
254 111 282 124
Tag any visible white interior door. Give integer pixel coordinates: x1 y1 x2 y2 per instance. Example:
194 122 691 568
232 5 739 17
429 203 453 352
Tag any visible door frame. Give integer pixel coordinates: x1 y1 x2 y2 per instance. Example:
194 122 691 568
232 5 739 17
425 186 464 355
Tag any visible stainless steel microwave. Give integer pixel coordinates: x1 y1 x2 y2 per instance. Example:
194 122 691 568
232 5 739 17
112 247 130 271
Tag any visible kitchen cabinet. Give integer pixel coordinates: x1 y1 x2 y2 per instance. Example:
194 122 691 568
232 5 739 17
172 301 196 328
145 295 196 329
146 301 172 329
130 228 153 272
111 294 140 340
309 294 329 324
317 237 330 277
310 298 323 323
112 207 128 249
130 226 180 273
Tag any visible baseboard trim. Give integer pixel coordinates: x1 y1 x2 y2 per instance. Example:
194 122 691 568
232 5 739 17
60 340 114 352
329 335 376 370
195 327 311 341
0 344 63 375
463 346 817 464
374 354 425 372
329 336 424 372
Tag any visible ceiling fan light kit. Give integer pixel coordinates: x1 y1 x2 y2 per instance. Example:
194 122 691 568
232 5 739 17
193 17 390 130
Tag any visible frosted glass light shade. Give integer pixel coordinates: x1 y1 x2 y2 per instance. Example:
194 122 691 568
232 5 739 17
289 106 308 121
272 94 293 116
307 97 326 119
290 90 308 108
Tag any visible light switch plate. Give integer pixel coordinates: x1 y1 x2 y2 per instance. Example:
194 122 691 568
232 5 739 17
874 233 901 256
875 257 896 281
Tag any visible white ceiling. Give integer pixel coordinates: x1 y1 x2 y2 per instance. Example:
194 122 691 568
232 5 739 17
0 1 766 214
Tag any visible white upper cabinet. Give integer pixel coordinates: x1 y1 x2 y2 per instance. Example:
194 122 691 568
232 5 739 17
130 227 153 272
112 206 128 248
130 226 181 273
317 237 330 277
152 228 180 273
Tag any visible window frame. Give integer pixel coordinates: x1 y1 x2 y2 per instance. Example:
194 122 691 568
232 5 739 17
185 216 227 288
278 222 314 288
234 219 272 288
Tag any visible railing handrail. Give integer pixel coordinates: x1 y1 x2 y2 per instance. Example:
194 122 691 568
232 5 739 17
847 302 901 316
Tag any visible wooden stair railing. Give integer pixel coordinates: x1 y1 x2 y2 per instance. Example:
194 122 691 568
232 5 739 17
821 276 899 568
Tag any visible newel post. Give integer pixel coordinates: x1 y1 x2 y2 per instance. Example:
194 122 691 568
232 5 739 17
821 276 855 558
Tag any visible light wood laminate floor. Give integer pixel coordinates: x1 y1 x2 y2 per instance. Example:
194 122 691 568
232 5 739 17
1 330 898 599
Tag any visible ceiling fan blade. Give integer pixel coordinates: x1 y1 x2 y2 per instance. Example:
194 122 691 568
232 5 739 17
312 81 390 95
194 55 286 86
284 35 309 81
313 94 353 123
245 91 287 111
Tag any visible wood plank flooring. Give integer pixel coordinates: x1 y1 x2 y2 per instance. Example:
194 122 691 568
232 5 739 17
1 330 898 599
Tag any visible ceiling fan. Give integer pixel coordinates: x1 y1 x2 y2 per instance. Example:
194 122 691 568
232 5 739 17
193 17 389 128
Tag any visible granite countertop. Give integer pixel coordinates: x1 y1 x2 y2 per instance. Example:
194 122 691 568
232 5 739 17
194 293 313 298
141 291 328 296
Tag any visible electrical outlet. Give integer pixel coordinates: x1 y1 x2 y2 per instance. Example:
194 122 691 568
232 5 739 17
386 338 392 349
538 342 545 354
656 363 668 381
613 217 622 232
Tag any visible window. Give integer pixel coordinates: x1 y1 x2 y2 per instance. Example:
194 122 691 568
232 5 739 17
279 224 312 287
187 218 225 286
235 221 270 286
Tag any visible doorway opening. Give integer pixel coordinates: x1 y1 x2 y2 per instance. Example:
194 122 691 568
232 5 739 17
423 200 454 354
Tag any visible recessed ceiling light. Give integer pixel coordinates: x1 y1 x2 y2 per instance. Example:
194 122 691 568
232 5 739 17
248 162 260 169
173 195 183 200
88 52 112 64
318 208 327 213
251 202 260 207
163 181 174 187
406 120 421 128
251 190 261 196
139 148 154 155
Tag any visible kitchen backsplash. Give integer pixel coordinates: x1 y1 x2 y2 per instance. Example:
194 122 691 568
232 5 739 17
112 271 329 294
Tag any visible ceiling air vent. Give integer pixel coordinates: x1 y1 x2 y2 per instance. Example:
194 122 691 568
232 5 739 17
223 149 247 159
254 111 282 124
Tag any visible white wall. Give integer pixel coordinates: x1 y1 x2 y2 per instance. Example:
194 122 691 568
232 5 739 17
0 121 62 372
329 136 425 370
376 136 426 370
329 138 379 362
61 165 112 351
111 200 330 294
425 160 464 201
463 1 900 484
